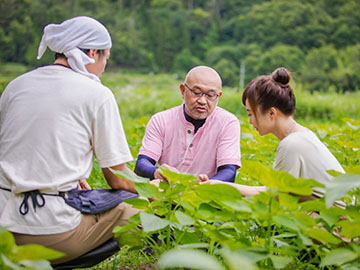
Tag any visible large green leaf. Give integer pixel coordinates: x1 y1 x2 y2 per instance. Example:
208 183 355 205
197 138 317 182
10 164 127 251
1 254 23 270
320 248 358 267
134 182 163 199
110 169 149 183
307 228 341 245
269 255 292 269
18 259 53 270
337 220 360 239
194 183 247 212
140 212 171 233
272 215 300 232
278 193 300 211
325 174 360 208
234 247 269 263
221 247 257 270
158 166 197 185
124 197 149 209
158 249 224 270
16 244 64 261
174 210 196 226
240 160 323 195
0 228 16 256
196 203 233 221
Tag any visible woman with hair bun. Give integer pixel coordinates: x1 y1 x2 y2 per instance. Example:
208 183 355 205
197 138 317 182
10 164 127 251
241 67 344 202
201 67 344 204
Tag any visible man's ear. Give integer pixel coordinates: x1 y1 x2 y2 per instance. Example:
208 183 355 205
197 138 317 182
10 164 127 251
180 83 186 98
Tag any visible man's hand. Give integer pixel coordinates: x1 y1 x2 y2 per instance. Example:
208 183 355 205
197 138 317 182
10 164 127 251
198 174 209 182
78 179 91 190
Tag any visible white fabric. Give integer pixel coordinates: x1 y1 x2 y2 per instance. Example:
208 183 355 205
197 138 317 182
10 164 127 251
0 65 133 234
37 16 112 82
274 129 345 206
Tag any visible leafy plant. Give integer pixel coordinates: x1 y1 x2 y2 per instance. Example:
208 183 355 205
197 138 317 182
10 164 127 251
0 227 64 270
113 164 360 269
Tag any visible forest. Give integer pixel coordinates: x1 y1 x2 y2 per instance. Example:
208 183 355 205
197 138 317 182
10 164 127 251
1 0 360 91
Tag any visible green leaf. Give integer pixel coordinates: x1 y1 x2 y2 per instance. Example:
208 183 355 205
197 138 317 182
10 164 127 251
134 182 163 199
298 232 313 246
234 247 269 263
110 169 149 183
177 243 210 249
16 244 64 261
18 259 53 270
338 220 360 239
158 166 197 185
320 209 340 227
241 160 323 196
113 222 139 236
0 229 16 256
269 255 292 269
320 248 358 267
195 183 247 212
307 228 341 245
140 212 171 233
272 215 300 232
278 193 300 211
124 197 149 209
300 199 326 212
221 247 257 270
196 203 233 221
293 212 317 228
1 254 22 270
174 211 195 226
158 249 224 270
325 174 360 208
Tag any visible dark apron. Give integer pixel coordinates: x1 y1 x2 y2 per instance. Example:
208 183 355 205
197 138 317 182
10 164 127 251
0 187 138 215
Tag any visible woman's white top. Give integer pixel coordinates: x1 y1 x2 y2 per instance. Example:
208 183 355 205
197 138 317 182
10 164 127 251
274 129 345 203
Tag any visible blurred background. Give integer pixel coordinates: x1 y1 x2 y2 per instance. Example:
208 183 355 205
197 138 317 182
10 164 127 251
1 0 359 92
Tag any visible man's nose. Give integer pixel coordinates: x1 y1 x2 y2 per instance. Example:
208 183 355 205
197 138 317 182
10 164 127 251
197 94 207 104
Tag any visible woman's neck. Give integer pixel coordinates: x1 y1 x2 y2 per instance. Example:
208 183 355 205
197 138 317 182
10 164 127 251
274 116 306 141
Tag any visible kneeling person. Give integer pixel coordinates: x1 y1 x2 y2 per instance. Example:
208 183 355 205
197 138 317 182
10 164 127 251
135 66 241 183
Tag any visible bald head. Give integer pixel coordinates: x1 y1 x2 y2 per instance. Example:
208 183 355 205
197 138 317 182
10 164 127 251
184 66 222 91
180 66 222 120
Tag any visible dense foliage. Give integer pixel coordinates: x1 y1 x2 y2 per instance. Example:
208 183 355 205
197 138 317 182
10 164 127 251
1 0 360 91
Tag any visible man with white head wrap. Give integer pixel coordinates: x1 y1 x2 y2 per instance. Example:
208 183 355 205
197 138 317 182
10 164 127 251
0 16 140 264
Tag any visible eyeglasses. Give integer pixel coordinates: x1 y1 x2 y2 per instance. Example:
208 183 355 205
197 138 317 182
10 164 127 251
184 83 221 101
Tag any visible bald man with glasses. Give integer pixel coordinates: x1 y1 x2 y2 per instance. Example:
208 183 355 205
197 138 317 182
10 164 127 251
135 66 241 183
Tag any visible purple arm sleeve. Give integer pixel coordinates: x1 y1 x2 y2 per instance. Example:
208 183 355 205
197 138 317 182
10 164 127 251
134 154 158 180
210 164 237 183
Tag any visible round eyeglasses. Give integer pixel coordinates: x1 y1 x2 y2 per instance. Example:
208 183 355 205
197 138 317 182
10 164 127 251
184 83 220 101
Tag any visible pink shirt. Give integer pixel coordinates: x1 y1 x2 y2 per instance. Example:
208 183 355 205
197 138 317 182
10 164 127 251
139 105 241 177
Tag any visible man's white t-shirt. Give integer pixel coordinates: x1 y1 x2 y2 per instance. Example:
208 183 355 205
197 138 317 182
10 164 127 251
274 129 345 199
0 65 133 234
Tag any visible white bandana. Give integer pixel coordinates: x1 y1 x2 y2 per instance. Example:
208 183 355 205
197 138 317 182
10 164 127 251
37 16 112 82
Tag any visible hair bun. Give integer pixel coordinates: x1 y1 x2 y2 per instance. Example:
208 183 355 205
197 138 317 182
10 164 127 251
272 67 290 85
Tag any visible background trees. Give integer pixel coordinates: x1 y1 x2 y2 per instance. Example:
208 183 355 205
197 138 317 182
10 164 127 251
1 0 359 91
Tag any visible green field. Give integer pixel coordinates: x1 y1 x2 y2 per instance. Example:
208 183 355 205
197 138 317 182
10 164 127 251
1 64 360 269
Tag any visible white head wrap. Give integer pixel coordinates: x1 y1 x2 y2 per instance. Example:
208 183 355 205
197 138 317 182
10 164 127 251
37 16 112 82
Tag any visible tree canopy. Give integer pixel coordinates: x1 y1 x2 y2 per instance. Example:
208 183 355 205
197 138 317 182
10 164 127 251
1 0 359 91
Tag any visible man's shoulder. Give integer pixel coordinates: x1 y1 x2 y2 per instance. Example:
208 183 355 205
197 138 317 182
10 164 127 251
152 105 182 120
